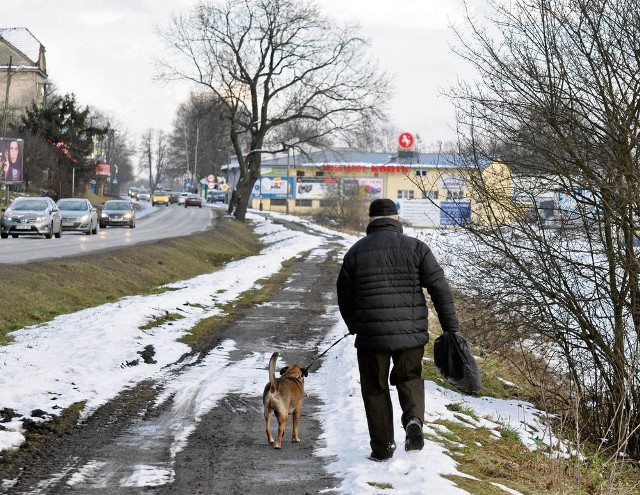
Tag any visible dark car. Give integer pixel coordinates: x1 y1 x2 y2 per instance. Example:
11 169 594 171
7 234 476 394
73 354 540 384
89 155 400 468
168 191 181 204
99 200 136 228
184 193 202 208
1 196 63 239
57 198 98 235
206 189 225 203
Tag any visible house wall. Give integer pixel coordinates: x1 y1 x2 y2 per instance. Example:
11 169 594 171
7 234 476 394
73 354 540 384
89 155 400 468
0 34 47 126
0 70 46 109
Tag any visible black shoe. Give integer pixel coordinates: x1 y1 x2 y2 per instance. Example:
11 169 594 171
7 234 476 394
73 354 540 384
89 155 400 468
368 452 392 462
405 417 424 451
368 442 396 462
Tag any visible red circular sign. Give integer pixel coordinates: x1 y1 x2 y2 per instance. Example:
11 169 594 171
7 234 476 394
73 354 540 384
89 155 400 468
398 132 415 150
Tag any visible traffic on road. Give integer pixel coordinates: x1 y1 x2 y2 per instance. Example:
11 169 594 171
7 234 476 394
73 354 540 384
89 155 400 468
0 194 224 264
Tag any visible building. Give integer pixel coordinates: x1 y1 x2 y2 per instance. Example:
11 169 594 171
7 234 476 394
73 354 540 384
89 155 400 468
0 27 48 131
225 147 512 227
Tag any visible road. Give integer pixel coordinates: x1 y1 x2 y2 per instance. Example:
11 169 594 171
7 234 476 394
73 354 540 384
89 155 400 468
0 201 221 264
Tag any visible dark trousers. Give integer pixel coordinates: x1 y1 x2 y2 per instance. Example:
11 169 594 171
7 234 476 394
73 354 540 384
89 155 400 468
356 346 425 455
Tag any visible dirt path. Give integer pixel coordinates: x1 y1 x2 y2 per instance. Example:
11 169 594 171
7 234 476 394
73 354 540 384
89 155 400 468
1 217 346 495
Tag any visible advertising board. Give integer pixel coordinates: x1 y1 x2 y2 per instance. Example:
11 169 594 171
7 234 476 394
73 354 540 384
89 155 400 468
340 177 384 198
0 138 24 182
397 199 471 228
251 176 295 198
295 177 338 199
95 163 111 176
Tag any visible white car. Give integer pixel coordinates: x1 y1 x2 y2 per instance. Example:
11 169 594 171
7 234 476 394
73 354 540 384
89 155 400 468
57 198 98 235
177 192 191 205
137 191 151 201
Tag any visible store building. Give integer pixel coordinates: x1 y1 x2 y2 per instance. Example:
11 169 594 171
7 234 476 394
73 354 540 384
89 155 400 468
222 148 512 227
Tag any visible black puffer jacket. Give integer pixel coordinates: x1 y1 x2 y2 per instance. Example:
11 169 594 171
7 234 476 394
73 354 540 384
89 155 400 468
337 217 459 351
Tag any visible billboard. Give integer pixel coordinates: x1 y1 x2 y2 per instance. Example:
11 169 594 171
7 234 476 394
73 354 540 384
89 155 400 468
251 176 295 198
0 138 24 182
295 177 338 199
95 163 111 176
340 177 384 198
397 199 471 228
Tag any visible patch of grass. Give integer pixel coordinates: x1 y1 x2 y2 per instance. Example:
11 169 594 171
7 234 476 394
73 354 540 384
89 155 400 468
439 418 640 494
0 217 261 345
423 317 640 494
499 425 521 442
446 402 480 422
367 481 393 489
139 311 185 330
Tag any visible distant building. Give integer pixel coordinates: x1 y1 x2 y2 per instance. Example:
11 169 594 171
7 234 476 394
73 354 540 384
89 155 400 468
224 147 514 227
0 27 48 129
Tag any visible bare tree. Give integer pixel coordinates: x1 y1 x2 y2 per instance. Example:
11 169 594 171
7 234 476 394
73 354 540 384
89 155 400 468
445 0 640 458
139 129 169 191
88 110 135 192
168 90 232 188
157 0 389 220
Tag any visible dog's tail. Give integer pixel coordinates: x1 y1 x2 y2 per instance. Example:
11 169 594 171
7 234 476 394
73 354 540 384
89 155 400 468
268 352 279 394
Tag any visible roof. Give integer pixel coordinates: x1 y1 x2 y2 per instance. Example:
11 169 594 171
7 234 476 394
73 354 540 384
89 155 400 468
0 27 44 65
258 148 467 169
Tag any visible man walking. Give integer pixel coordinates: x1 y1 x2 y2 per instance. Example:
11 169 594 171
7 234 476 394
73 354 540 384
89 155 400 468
336 198 460 461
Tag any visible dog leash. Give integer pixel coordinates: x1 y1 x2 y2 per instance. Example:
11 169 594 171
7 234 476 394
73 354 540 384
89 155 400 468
304 332 351 373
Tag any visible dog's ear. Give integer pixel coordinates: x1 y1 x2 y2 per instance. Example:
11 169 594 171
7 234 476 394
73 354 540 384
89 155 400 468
279 366 289 375
302 367 308 377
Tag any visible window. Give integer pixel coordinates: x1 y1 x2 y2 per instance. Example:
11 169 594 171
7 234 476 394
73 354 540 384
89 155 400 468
295 199 312 207
446 190 465 200
271 199 287 206
296 170 305 177
415 170 428 177
423 190 439 200
315 170 324 177
397 190 415 199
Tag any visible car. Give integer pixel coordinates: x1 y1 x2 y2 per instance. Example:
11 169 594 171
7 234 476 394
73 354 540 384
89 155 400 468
177 192 191 205
151 190 170 206
56 198 98 235
136 190 151 201
1 196 62 239
184 193 202 208
207 189 225 203
128 186 139 198
168 191 180 204
99 200 136 228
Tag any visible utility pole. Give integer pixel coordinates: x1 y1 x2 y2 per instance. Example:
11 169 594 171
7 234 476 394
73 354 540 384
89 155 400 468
2 56 13 134
286 148 290 214
193 123 199 189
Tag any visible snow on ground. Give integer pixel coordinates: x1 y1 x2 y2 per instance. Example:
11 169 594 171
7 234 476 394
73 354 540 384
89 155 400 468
0 209 560 494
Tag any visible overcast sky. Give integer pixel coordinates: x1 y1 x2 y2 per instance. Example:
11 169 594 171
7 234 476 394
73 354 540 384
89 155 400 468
8 0 478 149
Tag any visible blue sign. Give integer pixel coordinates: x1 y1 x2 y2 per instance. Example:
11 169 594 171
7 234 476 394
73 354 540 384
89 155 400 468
440 201 471 226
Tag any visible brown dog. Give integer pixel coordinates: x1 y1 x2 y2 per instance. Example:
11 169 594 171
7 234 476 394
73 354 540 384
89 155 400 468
262 352 307 449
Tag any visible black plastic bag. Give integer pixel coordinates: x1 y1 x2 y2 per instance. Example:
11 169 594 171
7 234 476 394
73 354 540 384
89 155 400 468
433 332 481 395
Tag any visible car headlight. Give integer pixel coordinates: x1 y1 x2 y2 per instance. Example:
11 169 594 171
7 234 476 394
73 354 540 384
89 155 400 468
123 213 132 219
35 216 46 222
79 214 89 222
